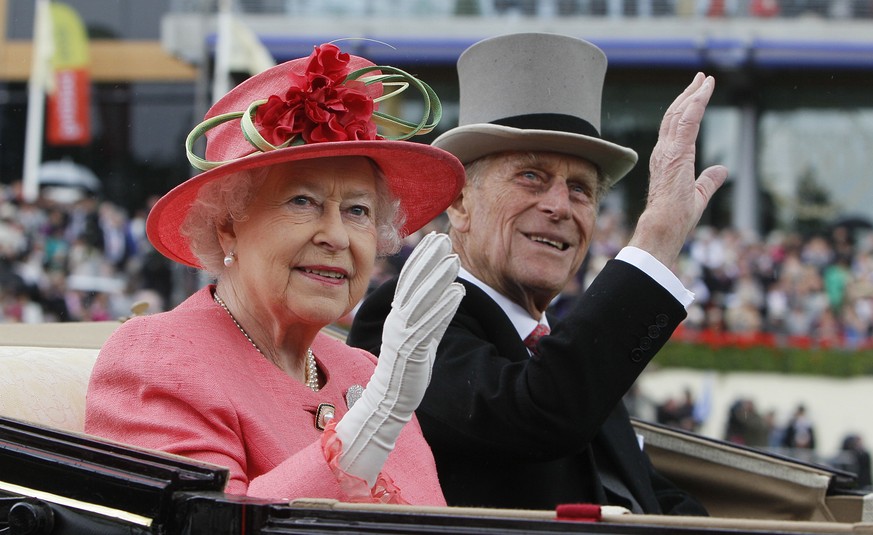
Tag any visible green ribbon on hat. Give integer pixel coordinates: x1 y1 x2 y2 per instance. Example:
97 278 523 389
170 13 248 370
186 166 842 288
185 64 443 172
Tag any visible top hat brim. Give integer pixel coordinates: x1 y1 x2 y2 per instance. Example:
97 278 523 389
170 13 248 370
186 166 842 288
432 124 638 188
146 140 465 269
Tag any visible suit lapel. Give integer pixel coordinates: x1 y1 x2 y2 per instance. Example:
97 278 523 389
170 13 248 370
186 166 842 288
596 403 662 513
458 279 530 363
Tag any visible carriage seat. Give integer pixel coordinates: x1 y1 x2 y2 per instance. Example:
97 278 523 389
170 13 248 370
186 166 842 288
0 321 118 433
0 320 351 434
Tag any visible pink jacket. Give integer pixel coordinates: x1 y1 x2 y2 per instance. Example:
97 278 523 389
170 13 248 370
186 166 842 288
85 286 445 505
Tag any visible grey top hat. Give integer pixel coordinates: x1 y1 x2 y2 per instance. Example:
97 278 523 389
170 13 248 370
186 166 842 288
432 32 638 187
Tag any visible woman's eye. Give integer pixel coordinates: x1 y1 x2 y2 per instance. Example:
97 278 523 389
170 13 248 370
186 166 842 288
348 205 370 217
290 196 311 206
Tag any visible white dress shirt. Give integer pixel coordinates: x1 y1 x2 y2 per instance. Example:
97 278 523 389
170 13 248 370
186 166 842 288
459 245 694 341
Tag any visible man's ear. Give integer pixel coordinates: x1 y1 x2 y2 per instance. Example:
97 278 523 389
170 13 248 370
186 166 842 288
446 190 471 233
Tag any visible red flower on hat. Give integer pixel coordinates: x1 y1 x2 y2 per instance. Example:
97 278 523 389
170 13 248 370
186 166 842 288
255 43 377 146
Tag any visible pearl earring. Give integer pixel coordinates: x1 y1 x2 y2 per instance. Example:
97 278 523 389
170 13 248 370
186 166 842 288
223 251 235 267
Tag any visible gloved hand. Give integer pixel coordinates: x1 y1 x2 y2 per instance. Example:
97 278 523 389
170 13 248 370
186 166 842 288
335 232 464 487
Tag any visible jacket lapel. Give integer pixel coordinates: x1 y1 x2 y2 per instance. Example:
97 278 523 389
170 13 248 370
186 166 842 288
596 403 662 513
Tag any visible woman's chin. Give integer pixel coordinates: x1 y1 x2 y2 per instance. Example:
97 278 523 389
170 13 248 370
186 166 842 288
292 303 353 330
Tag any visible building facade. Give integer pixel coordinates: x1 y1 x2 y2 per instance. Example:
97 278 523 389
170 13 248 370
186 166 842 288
1 0 872 237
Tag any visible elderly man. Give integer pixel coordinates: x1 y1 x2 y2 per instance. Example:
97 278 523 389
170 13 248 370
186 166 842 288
348 33 727 513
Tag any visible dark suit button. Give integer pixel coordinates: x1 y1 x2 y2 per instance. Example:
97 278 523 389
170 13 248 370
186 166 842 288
639 337 652 350
656 314 669 328
648 325 661 339
631 348 643 362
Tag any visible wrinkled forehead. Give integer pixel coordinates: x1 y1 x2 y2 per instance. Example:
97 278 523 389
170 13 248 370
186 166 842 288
504 151 598 170
475 150 601 182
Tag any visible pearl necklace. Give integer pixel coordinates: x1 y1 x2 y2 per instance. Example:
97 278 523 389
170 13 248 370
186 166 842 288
213 292 319 391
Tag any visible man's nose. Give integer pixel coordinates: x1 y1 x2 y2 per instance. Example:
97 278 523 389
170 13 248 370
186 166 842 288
538 182 572 220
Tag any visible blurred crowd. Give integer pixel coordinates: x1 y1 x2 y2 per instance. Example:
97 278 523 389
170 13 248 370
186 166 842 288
291 0 873 19
572 211 873 351
629 385 872 489
6 186 873 354
679 223 873 349
0 185 177 323
481 0 873 18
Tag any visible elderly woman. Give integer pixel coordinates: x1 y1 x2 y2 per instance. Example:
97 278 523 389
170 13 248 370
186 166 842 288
85 43 465 505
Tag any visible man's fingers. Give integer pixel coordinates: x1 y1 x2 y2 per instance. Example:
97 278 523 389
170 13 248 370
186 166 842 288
653 76 715 171
658 72 706 141
695 165 729 205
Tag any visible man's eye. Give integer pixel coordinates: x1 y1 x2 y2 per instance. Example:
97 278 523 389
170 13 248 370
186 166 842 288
521 171 540 182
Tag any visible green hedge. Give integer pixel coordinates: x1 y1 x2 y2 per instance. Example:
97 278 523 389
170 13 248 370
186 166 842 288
656 341 873 377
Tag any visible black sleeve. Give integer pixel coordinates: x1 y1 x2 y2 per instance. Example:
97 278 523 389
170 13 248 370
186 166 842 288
349 259 687 463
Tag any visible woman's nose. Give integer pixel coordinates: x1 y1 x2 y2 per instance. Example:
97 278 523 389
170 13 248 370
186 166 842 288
314 206 350 250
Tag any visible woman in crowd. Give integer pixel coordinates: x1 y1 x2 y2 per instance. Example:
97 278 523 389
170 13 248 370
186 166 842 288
85 43 465 505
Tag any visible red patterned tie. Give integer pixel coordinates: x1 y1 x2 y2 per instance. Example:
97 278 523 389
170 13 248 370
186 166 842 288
524 323 551 356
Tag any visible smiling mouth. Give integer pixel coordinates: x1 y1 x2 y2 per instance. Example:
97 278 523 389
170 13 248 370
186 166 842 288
300 268 347 280
526 234 569 251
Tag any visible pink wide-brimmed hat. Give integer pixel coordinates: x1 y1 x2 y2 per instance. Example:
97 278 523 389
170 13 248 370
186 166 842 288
147 43 465 269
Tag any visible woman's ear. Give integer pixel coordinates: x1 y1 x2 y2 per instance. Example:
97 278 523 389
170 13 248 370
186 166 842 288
446 190 471 234
216 216 237 256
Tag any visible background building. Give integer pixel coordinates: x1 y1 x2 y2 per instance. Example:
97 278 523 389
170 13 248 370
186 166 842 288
1 0 872 236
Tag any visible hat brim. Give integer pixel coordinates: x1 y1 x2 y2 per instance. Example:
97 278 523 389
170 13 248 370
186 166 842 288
432 124 638 188
146 141 465 269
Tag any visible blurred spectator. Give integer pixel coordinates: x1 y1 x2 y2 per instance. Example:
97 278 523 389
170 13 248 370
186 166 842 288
833 434 872 490
824 252 853 313
764 410 783 447
724 398 771 448
656 387 699 432
782 404 817 456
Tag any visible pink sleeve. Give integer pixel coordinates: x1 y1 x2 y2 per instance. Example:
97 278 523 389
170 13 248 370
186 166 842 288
86 345 333 500
85 325 405 503
244 440 345 500
239 421 406 502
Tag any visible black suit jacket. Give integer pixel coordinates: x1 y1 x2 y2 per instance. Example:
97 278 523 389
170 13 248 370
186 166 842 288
348 259 707 514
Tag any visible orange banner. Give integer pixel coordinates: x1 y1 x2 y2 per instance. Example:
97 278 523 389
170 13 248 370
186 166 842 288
47 68 90 145
46 2 90 146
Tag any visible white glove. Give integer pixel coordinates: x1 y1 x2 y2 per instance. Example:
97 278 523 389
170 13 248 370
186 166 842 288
335 232 464 487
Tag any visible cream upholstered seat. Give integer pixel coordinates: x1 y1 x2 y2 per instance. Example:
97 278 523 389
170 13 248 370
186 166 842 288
0 321 119 433
0 320 349 434
0 346 99 433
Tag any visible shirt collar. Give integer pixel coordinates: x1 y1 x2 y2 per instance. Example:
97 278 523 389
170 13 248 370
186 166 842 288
458 266 549 341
